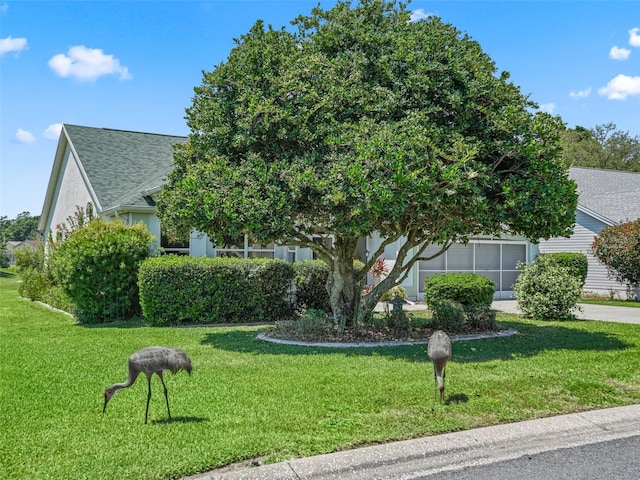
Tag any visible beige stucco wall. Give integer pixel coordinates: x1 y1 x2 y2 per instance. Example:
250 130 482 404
43 145 96 244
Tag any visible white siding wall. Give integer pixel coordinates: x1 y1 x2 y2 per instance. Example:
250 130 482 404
538 210 628 296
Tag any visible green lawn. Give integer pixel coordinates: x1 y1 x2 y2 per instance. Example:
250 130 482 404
580 298 640 308
1 271 639 480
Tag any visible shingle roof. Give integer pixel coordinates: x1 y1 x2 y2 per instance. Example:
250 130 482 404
64 124 186 211
569 167 640 224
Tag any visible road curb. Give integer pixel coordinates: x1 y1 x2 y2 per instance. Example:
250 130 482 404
189 404 640 480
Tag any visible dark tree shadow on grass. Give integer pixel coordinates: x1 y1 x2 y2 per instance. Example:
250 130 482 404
452 320 631 364
201 320 633 364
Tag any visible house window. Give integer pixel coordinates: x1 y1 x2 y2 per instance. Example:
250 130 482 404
160 230 189 255
312 235 333 260
215 236 275 259
418 240 526 293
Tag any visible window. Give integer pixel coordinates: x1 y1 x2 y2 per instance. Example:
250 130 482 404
418 241 526 293
215 236 275 259
312 236 333 260
160 230 189 255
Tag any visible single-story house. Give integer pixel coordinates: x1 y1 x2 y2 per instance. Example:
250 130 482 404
538 167 640 297
4 240 42 266
39 124 639 301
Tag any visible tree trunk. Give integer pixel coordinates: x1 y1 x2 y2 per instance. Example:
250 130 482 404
326 237 360 330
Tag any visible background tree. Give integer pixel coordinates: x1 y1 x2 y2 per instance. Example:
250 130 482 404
560 123 640 172
592 219 640 289
158 0 578 326
0 212 41 243
1 212 41 268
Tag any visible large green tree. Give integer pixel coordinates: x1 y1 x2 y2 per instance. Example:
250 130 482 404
0 212 40 243
159 0 577 326
560 123 640 172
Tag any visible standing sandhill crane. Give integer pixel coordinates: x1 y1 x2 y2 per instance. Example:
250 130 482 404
103 346 192 424
427 330 452 402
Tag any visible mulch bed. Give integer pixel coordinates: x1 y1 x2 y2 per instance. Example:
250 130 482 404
266 321 502 344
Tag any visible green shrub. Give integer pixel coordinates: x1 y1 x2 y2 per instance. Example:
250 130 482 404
592 219 640 288
41 285 76 314
13 244 44 272
292 260 331 313
537 252 588 287
18 268 49 301
380 285 408 302
424 273 495 308
430 299 466 330
465 305 496 330
253 260 296 321
50 218 155 323
138 256 295 325
513 261 582 320
295 309 332 338
386 309 411 333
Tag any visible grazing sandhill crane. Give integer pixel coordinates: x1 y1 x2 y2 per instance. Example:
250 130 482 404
103 346 192 424
427 330 452 402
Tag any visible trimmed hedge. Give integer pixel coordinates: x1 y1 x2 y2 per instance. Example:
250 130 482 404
423 273 496 308
138 256 295 325
292 260 331 313
536 252 588 287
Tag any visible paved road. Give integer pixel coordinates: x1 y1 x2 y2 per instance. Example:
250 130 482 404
416 435 640 480
187 404 640 480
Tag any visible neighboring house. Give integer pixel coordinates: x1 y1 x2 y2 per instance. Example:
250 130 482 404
538 167 640 297
44 125 636 302
4 240 41 266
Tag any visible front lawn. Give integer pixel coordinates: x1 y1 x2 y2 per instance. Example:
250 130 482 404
1 272 639 480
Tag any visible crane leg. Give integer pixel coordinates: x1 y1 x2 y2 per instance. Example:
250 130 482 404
433 364 438 401
145 377 152 424
159 373 171 420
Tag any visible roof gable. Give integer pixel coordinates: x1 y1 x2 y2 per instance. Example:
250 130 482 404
569 167 640 224
63 125 187 212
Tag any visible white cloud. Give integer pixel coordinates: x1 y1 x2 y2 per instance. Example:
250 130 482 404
570 87 592 98
0 36 27 56
15 129 35 144
539 103 556 114
410 8 432 22
48 45 132 82
609 45 631 60
598 74 640 100
44 123 63 140
629 27 640 47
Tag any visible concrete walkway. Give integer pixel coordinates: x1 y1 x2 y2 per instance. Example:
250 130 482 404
376 299 639 324
187 404 640 480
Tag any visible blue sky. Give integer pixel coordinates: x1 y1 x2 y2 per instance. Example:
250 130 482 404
1 0 639 219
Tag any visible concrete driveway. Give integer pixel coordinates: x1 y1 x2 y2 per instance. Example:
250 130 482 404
492 300 640 324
